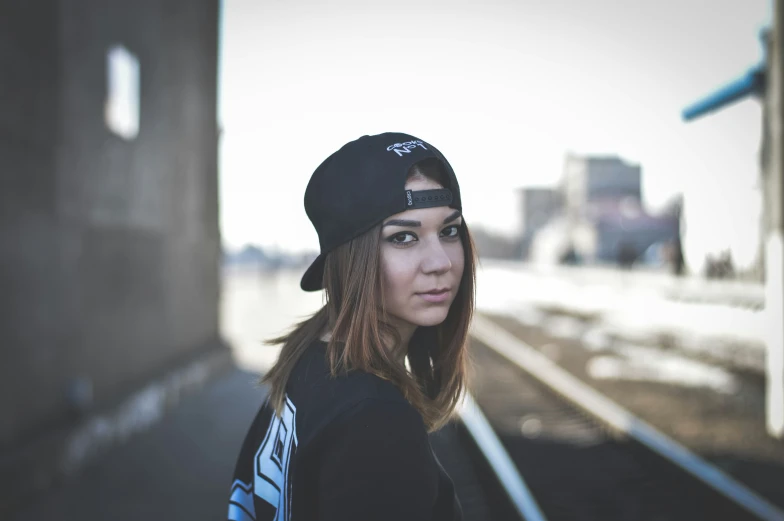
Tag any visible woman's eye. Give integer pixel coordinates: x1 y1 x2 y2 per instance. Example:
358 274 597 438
441 225 460 238
388 232 417 245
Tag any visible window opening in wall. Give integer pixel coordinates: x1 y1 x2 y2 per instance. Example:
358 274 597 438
105 44 140 140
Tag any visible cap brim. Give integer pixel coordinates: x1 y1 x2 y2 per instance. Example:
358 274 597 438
300 252 327 291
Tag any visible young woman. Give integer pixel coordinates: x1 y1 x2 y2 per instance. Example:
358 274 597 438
227 132 477 521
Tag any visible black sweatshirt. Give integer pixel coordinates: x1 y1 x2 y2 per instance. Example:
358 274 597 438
227 340 463 521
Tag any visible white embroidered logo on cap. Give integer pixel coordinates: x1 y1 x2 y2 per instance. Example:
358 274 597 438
386 140 428 157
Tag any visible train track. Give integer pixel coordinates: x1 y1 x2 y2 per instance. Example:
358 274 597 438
432 315 784 521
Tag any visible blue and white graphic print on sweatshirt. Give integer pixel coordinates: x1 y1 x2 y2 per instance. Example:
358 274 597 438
227 340 462 521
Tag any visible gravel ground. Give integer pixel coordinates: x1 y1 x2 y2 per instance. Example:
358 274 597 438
468 337 759 521
478 312 784 512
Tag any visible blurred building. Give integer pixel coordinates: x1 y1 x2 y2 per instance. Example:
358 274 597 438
563 155 678 265
1 1 223 515
591 202 680 266
527 154 681 268
518 187 562 259
563 154 642 221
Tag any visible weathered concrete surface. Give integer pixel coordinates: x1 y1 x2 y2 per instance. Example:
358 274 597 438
0 0 222 514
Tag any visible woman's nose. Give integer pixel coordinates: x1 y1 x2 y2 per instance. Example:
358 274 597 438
421 239 452 274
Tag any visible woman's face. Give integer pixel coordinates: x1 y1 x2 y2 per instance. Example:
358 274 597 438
380 177 465 339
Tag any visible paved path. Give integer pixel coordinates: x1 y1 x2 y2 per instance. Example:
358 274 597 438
11 368 265 521
10 362 493 521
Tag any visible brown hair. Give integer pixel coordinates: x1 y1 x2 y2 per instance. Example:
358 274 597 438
261 158 477 432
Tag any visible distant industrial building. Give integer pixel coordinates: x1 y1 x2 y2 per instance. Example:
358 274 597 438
525 154 681 268
521 188 563 233
518 187 562 259
563 154 642 221
590 202 681 266
562 154 678 265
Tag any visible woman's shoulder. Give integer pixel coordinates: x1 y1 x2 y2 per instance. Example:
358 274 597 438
289 339 406 402
287 339 419 441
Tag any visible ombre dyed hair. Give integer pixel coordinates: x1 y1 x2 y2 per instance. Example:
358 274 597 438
261 158 477 432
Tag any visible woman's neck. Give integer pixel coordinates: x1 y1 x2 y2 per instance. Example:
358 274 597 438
320 323 417 360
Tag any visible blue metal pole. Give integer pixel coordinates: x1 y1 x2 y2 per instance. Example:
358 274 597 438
682 66 765 121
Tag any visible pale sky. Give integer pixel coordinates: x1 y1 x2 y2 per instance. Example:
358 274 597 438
218 0 771 271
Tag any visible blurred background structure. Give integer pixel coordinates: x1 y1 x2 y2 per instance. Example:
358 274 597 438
2 0 784 520
681 5 783 439
519 154 683 270
0 0 225 517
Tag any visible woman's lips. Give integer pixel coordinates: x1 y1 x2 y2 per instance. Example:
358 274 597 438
417 289 450 303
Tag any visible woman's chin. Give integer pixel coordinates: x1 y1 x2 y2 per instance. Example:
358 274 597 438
409 308 450 328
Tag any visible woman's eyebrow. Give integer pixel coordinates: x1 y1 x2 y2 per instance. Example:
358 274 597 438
382 210 463 228
383 218 420 228
443 210 462 224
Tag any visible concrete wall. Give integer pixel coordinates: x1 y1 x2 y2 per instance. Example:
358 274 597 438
0 0 221 452
562 155 642 221
520 188 562 235
594 216 680 263
584 157 642 204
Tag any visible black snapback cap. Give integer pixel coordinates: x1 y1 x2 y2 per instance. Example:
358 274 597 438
301 132 462 291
